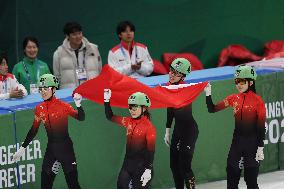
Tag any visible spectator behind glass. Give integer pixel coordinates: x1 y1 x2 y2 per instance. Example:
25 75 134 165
108 21 153 78
12 37 51 94
0 52 27 99
53 21 102 89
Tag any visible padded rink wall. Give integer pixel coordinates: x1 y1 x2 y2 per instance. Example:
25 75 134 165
0 72 284 188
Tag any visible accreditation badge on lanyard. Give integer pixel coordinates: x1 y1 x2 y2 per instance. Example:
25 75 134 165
1 79 8 94
30 84 39 94
76 68 87 81
22 60 39 94
75 48 87 83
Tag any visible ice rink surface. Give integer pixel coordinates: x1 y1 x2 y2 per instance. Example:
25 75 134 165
169 170 284 189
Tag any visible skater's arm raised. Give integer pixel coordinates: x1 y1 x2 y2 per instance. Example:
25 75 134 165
206 95 234 113
67 93 85 121
104 89 114 121
104 89 131 127
76 106 85 121
104 101 114 121
205 83 233 113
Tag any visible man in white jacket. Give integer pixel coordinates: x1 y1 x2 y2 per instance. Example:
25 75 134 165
0 53 27 100
108 21 153 78
53 22 102 89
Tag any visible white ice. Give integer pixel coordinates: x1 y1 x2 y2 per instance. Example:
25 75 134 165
169 170 284 189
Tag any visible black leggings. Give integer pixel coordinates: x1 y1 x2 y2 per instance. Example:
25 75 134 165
170 126 198 189
227 166 259 189
41 140 81 189
227 136 260 189
117 159 152 189
41 170 80 189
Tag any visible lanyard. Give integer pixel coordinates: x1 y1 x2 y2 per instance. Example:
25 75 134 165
1 76 8 93
22 59 39 84
5 80 7 93
120 43 138 64
2 79 8 93
75 48 86 68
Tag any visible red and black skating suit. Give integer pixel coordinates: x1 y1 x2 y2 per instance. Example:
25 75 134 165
206 90 266 189
22 97 85 189
104 102 156 189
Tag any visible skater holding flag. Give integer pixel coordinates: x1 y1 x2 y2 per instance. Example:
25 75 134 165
204 65 266 189
104 89 156 189
13 74 85 189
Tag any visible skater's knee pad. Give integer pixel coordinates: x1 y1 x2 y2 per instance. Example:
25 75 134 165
42 160 62 175
51 160 61 175
185 177 195 189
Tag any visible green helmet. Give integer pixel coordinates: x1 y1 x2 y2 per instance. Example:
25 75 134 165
38 74 59 88
170 58 191 75
234 65 257 80
128 92 151 107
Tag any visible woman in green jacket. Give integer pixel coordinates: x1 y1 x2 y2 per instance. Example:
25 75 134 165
13 36 50 94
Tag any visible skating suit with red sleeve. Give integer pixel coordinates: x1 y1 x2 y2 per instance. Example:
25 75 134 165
206 91 266 146
23 97 84 147
111 115 156 168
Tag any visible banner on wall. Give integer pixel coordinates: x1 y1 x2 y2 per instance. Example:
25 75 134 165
0 140 42 188
264 101 284 145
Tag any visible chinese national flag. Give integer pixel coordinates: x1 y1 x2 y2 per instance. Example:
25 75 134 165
74 65 207 108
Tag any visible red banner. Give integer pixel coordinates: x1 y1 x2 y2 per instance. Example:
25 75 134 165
74 65 207 108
